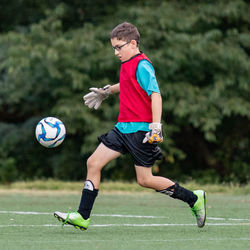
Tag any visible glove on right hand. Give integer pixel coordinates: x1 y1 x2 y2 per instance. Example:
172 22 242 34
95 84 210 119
83 85 111 110
142 123 163 144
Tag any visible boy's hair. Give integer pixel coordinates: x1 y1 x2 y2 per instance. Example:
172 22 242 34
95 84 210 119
110 22 140 46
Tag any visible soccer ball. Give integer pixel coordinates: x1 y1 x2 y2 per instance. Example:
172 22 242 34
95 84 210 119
35 117 66 148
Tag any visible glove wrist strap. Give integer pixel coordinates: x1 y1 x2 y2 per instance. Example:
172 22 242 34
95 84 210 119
102 85 112 95
149 123 162 131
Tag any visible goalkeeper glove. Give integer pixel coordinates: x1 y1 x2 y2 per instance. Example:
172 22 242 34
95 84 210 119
143 123 163 144
83 85 112 110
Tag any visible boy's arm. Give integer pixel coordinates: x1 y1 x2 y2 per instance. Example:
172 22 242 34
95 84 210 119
143 92 163 144
109 83 120 94
151 92 162 123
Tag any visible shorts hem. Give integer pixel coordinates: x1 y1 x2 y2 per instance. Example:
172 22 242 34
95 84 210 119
98 135 125 154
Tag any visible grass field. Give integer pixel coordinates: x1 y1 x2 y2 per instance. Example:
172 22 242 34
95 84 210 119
0 185 250 250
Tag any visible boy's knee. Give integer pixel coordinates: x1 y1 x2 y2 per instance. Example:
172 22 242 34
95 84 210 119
86 157 99 171
137 177 149 188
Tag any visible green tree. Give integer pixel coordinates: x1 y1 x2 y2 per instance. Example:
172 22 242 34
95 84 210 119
0 0 249 184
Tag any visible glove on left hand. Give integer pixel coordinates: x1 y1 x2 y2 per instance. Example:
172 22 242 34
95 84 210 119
83 85 111 110
143 123 163 144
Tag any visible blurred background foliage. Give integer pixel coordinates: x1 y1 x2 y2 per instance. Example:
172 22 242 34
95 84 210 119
0 0 249 184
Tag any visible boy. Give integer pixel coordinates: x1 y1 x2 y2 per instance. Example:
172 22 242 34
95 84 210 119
54 22 206 230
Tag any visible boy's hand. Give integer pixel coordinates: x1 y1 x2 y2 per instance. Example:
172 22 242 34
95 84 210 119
83 85 112 110
143 123 163 144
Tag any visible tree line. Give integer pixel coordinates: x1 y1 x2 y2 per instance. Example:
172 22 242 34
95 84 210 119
0 0 249 184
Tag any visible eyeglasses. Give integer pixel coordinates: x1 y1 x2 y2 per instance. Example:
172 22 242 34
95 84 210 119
112 41 130 51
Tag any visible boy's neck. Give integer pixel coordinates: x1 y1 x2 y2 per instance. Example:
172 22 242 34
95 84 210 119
134 48 140 55
124 52 141 63
130 48 141 59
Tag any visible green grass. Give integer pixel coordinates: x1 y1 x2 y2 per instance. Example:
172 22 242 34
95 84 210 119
1 180 250 194
0 190 249 250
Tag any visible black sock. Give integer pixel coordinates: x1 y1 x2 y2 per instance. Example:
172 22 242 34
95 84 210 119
77 180 98 219
156 183 197 207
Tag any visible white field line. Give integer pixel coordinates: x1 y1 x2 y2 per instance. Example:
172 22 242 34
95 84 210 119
0 211 51 215
0 210 250 222
92 223 250 227
0 223 250 228
94 214 168 218
0 211 166 218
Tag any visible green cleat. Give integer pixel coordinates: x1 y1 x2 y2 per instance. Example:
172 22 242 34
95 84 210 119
190 190 207 228
54 211 90 231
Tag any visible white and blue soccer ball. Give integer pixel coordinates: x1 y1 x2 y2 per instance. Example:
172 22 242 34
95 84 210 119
35 117 66 148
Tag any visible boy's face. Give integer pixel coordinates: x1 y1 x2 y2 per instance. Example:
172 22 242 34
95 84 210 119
111 38 139 62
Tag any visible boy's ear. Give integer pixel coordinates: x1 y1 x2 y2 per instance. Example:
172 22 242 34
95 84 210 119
130 39 137 47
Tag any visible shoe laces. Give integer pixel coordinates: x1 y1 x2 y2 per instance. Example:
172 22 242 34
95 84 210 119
62 211 76 228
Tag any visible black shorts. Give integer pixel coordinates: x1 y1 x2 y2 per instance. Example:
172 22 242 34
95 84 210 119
98 127 162 167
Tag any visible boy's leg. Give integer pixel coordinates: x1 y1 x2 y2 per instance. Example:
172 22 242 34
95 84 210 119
85 143 121 189
78 143 121 219
135 166 206 227
54 143 121 230
135 165 175 190
135 166 197 205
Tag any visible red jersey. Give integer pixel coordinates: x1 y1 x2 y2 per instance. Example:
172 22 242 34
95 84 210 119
118 53 152 123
